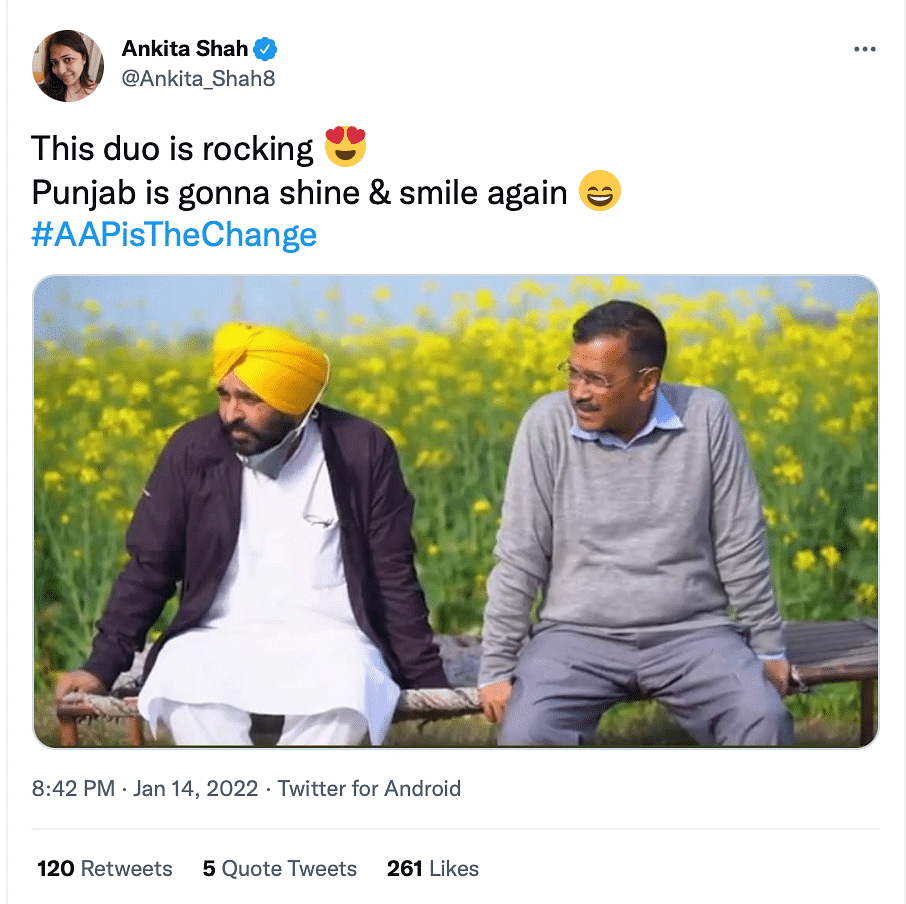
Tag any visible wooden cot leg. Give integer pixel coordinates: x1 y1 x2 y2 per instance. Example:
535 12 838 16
127 716 145 747
859 679 876 746
58 716 79 747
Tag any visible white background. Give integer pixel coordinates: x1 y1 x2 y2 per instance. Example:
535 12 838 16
7 2 903 901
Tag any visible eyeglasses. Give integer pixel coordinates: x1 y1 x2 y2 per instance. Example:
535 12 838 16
557 361 655 391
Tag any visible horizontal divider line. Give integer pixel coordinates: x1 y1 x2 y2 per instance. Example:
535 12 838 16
32 826 881 832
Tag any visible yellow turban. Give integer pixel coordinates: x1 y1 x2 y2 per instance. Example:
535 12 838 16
213 323 330 415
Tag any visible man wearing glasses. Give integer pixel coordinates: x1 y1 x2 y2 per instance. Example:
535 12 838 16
478 300 793 745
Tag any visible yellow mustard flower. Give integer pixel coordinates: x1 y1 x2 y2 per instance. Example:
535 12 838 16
772 459 804 485
130 381 151 402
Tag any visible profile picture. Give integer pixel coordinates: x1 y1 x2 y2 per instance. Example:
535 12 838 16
34 30 103 103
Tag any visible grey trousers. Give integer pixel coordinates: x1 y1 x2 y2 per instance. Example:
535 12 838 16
498 623 795 746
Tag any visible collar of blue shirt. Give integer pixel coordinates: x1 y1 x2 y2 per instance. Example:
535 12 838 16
569 388 684 450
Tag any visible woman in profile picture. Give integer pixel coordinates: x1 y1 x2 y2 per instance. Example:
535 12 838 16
38 31 101 102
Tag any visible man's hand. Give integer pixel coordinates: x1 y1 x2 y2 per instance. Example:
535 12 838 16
762 659 791 697
54 669 107 703
478 680 512 723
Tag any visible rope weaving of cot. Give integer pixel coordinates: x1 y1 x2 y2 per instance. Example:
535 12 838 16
58 688 482 724
54 623 878 739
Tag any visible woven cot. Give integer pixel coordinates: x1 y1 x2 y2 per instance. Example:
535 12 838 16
57 621 877 745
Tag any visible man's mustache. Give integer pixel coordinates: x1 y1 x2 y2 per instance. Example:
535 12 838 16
223 418 258 436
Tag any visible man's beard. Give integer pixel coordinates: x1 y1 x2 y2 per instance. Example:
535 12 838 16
222 414 298 455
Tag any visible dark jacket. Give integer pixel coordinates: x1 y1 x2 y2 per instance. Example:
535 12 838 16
83 406 449 691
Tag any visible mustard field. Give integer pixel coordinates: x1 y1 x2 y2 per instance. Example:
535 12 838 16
34 279 878 722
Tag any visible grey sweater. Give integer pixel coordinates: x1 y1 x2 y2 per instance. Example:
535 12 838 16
479 384 785 685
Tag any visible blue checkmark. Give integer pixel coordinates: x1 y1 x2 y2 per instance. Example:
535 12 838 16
253 37 277 61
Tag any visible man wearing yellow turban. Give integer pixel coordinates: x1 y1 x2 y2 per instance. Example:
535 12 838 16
213 322 331 423
211 323 331 468
57 323 448 745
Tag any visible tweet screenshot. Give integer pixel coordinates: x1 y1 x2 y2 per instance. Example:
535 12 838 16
9 3 902 901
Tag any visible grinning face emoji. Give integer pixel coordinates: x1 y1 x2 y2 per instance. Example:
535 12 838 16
325 126 366 167
579 170 621 211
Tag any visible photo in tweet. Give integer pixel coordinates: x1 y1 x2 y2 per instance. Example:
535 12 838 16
34 274 878 749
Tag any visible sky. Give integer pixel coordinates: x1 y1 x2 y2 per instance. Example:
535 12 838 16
33 274 876 341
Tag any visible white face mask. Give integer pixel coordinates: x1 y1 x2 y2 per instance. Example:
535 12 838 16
237 357 330 480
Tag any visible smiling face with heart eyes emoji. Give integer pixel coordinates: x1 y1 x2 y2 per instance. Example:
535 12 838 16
579 170 621 210
325 126 366 167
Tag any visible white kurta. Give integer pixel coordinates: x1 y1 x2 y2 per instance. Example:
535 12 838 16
138 422 401 743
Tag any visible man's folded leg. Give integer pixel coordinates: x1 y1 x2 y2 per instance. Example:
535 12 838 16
279 709 369 746
150 702 368 746
159 701 254 745
643 626 795 746
498 625 631 746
